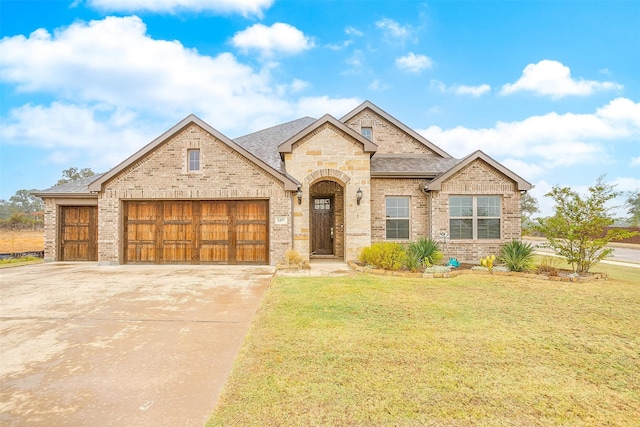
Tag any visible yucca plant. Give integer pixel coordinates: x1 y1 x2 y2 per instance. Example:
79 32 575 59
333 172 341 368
408 238 443 267
499 240 535 272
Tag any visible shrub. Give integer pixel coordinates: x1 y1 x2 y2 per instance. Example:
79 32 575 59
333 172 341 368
284 249 308 268
499 240 535 272
537 256 560 276
403 251 422 272
407 238 443 267
359 242 406 270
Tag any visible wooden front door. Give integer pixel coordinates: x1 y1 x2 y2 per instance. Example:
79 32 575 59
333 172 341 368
311 197 334 255
60 206 98 261
124 200 268 265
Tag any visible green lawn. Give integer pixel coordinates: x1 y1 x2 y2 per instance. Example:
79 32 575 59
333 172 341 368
208 265 640 426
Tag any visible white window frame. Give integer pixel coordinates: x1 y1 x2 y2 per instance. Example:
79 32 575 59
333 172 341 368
385 196 410 240
449 195 501 240
187 149 200 172
361 126 372 140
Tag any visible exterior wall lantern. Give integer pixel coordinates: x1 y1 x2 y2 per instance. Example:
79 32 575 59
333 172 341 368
297 187 303 205
356 188 363 205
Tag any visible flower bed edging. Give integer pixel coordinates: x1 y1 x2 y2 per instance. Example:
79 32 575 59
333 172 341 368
347 261 608 282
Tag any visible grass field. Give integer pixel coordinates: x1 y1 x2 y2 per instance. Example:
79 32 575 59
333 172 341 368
208 265 640 426
0 230 44 253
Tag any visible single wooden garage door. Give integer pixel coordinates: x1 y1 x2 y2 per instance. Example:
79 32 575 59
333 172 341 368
124 200 268 265
60 206 98 261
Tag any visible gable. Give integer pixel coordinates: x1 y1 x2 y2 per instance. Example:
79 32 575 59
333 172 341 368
341 102 451 158
427 150 533 192
89 114 299 192
279 114 376 156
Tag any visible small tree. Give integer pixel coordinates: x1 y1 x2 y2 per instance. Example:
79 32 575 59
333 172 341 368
521 192 539 224
533 176 638 273
57 167 95 185
626 190 640 226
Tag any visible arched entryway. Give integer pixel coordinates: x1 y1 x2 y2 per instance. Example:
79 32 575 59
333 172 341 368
309 180 344 258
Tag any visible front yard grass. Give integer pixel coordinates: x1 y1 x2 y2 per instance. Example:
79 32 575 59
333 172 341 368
208 265 640 426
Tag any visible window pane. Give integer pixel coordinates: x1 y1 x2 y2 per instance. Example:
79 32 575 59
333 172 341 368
361 127 372 140
477 219 500 239
386 197 409 218
477 196 500 217
450 196 473 217
188 149 200 171
386 219 409 239
450 219 473 239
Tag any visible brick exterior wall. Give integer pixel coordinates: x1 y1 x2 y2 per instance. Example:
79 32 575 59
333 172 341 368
344 109 440 156
370 178 430 243
97 123 292 265
430 159 522 262
42 198 57 262
284 123 371 261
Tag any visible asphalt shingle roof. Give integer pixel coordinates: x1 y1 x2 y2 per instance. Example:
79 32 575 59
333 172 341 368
233 117 316 172
370 155 460 175
35 173 105 195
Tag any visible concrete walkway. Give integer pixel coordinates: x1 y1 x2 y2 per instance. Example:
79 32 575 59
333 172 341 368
276 259 355 277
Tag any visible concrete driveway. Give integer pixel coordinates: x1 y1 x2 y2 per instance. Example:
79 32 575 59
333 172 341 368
0 262 274 426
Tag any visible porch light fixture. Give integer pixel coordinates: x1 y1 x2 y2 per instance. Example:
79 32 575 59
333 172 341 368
297 187 303 205
356 188 363 205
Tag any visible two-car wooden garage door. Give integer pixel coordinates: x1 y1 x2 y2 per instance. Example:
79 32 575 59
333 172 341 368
124 200 268 265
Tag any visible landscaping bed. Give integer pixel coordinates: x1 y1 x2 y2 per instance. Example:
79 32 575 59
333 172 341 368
348 260 607 282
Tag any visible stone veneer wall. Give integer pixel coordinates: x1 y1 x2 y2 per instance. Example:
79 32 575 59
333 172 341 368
97 123 292 265
430 159 522 262
344 109 440 156
284 123 371 261
370 178 430 243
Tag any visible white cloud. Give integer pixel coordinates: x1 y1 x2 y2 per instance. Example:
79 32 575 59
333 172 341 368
396 52 432 73
345 26 363 37
631 157 640 167
86 0 273 16
375 18 413 43
454 84 491 97
0 102 157 169
501 60 623 98
418 97 640 181
612 177 640 192
231 22 314 57
293 96 361 119
430 80 490 97
0 16 355 136
368 79 390 91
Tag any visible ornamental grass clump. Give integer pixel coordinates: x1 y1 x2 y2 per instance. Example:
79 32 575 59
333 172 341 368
499 240 535 272
407 238 443 267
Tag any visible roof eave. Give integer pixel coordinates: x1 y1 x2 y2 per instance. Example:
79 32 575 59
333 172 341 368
31 192 98 199
370 172 439 178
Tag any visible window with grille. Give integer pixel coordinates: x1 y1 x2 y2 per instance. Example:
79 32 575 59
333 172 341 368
449 195 501 239
386 196 410 239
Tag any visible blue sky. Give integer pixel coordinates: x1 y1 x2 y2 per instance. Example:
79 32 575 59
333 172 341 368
1 0 639 216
